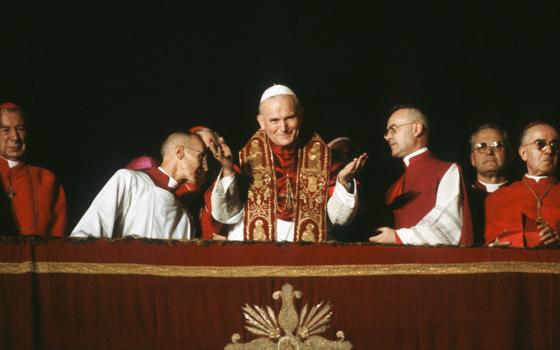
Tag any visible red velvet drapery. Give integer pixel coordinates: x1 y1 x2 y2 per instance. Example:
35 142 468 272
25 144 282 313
1 238 559 349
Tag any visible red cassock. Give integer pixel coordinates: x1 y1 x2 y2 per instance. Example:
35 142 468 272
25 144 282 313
199 185 227 239
485 177 560 247
0 159 67 236
386 150 473 246
176 165 242 240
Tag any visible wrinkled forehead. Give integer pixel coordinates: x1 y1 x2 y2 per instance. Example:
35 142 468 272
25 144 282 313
525 124 559 142
259 95 299 116
473 128 504 143
387 109 414 126
0 110 25 126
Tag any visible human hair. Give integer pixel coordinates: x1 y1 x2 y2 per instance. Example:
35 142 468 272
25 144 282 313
519 121 558 145
160 131 198 157
389 104 429 131
469 123 510 150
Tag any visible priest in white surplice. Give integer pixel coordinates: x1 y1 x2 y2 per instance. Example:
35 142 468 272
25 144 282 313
369 106 473 246
72 132 207 239
208 84 368 242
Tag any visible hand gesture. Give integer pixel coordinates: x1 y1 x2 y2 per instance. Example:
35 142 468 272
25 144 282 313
487 237 511 248
208 137 235 176
337 153 368 186
369 226 397 244
538 222 559 246
212 233 227 241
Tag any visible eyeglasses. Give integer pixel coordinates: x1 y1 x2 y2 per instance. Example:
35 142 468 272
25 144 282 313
384 122 417 137
471 141 504 153
521 139 560 153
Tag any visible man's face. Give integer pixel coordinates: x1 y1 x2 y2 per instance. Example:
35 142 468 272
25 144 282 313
519 124 559 176
384 109 418 158
257 95 302 146
470 128 507 178
0 111 26 161
178 137 207 185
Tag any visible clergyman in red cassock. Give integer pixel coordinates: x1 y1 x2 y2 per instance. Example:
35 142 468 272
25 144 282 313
0 103 67 236
485 121 560 247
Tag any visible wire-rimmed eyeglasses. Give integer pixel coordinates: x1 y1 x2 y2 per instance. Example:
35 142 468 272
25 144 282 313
471 141 504 153
384 122 417 137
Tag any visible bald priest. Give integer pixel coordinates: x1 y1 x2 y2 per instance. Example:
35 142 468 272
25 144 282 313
72 132 206 239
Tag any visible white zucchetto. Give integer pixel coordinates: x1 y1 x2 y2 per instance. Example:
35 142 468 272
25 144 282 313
259 84 297 103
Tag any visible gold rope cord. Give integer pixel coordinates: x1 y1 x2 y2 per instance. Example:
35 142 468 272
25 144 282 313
1 261 559 277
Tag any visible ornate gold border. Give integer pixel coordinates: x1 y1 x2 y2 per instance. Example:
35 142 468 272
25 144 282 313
1 261 559 277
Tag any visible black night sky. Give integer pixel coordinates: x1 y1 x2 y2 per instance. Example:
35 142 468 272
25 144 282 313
2 2 560 231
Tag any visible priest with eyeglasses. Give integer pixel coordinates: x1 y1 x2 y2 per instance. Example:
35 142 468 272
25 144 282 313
467 124 511 245
485 121 560 247
369 105 473 246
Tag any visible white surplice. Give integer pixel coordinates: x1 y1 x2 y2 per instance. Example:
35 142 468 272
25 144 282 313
71 169 191 239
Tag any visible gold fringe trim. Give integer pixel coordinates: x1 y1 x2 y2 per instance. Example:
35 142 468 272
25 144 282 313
0 261 559 277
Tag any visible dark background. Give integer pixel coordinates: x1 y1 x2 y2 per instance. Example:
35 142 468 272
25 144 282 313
2 2 560 232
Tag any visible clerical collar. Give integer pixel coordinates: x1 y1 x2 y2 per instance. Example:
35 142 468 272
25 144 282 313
403 147 428 167
270 141 297 155
1 158 20 168
158 167 179 189
524 174 550 183
478 180 508 193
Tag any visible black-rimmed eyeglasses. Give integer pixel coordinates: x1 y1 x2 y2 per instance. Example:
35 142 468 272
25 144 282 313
521 139 560 153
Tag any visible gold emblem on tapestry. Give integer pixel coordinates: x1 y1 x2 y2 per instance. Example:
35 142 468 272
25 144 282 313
225 283 352 350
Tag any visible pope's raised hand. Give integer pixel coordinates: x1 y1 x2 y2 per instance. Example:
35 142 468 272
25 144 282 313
337 153 368 186
209 137 235 176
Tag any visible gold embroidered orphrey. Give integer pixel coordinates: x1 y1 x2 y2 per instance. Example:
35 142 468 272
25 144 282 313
240 130 331 241
225 283 352 350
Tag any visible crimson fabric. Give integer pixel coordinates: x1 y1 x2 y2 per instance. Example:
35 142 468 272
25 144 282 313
386 151 473 245
199 184 226 239
196 164 242 240
270 141 299 221
126 155 159 170
485 177 560 247
0 102 19 110
269 140 343 221
0 159 66 236
1 238 559 350
141 167 175 192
